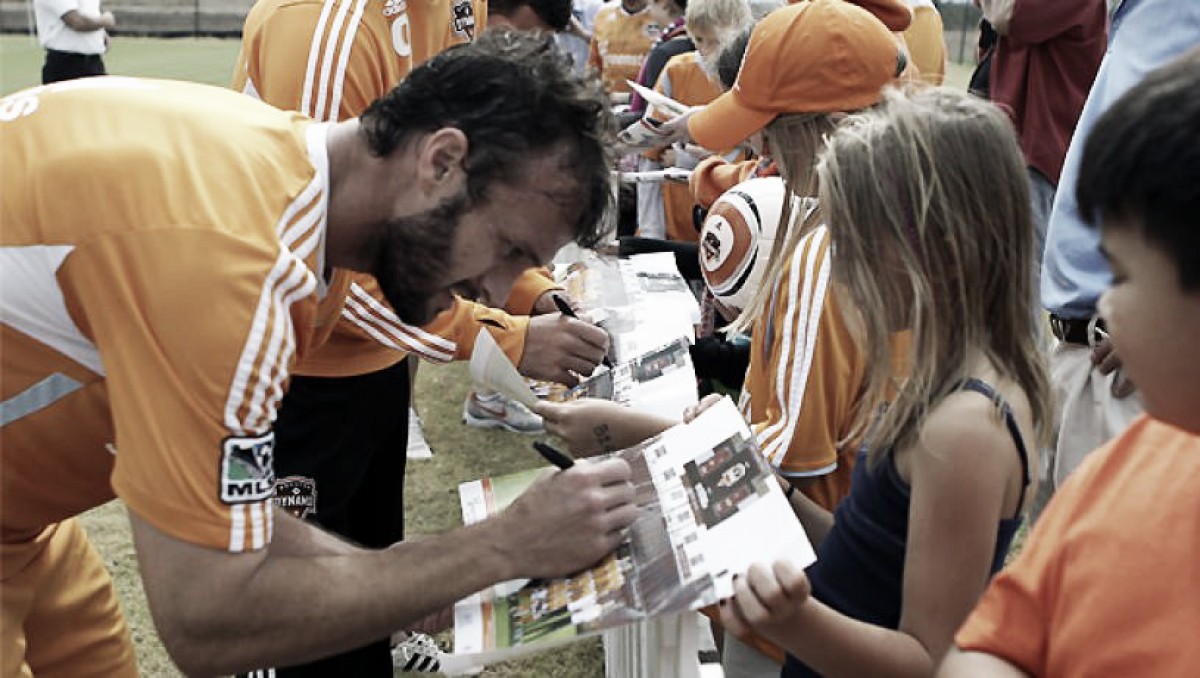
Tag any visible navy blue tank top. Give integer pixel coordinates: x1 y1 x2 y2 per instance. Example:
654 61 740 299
781 379 1030 677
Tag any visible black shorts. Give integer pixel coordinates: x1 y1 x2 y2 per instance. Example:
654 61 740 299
42 49 106 84
240 358 412 678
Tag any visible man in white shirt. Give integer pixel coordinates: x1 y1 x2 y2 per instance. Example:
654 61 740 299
33 0 115 83
557 0 606 74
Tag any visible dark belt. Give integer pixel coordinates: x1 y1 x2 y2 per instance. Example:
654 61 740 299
1049 314 1103 345
46 49 102 58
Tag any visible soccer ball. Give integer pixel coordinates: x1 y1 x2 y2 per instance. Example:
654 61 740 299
698 176 790 312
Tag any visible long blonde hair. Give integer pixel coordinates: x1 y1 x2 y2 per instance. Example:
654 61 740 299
727 112 838 335
819 87 1053 460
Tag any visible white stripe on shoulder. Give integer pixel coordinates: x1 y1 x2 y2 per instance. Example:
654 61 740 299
299 123 332 286
274 164 325 244
761 227 831 464
229 504 246 552
765 227 831 465
245 259 317 431
755 234 808 451
760 226 831 465
301 0 339 117
341 295 455 362
327 0 369 121
349 284 456 352
313 0 355 121
223 253 316 435
249 501 267 550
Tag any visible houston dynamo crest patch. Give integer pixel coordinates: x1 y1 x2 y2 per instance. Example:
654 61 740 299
220 432 276 504
275 476 318 519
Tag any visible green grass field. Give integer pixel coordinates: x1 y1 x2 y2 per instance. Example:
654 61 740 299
3 34 977 677
1 34 241 93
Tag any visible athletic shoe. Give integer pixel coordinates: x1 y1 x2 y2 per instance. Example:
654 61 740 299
462 391 544 434
406 407 433 459
391 632 442 673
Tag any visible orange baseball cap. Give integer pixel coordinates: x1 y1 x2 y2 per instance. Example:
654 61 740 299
688 0 908 151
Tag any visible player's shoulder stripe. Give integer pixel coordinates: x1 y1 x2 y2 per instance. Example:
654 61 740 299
327 0 369 122
343 283 457 360
349 283 456 353
225 126 329 435
300 0 340 117
759 225 832 464
223 252 316 436
301 0 367 121
277 123 330 265
228 500 275 553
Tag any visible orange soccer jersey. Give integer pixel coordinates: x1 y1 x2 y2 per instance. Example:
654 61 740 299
903 2 946 86
588 3 659 96
739 225 865 510
648 51 733 242
232 0 556 377
0 78 338 553
232 0 486 123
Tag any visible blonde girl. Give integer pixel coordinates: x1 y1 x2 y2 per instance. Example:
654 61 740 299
720 86 1053 678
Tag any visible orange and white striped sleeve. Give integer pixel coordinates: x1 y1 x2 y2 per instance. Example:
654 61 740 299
741 227 864 477
233 0 411 123
104 198 328 553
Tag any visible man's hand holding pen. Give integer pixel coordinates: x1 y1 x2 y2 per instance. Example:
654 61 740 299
517 295 610 385
492 455 636 579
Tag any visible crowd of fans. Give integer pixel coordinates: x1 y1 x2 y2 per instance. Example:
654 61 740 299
5 0 1199 676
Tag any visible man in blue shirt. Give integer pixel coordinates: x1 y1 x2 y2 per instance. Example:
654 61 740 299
1041 0 1200 491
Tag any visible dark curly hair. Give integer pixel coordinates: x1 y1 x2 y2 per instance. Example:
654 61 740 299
490 0 573 31
360 30 616 248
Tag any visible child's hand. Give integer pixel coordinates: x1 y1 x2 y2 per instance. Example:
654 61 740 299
720 560 811 646
682 393 724 423
1090 333 1137 398
534 399 634 456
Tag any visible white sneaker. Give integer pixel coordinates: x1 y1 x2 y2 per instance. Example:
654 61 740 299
406 407 433 459
391 632 442 673
462 391 544 434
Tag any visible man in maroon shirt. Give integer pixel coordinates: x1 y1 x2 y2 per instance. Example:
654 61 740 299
980 0 1107 263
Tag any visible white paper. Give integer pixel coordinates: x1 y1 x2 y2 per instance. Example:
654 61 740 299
446 398 815 672
616 168 693 184
626 80 690 117
468 330 538 408
558 337 699 419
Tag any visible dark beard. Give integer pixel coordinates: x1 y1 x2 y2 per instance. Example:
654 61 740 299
373 191 470 326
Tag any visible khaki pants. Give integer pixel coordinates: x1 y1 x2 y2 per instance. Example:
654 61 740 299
1048 340 1143 489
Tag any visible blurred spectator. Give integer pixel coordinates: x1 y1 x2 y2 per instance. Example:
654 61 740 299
557 0 607 73
33 0 114 84
589 0 661 104
903 0 946 84
1040 0 1200 492
979 0 1107 263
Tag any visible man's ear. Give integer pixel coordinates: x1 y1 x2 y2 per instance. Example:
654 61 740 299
417 127 469 194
